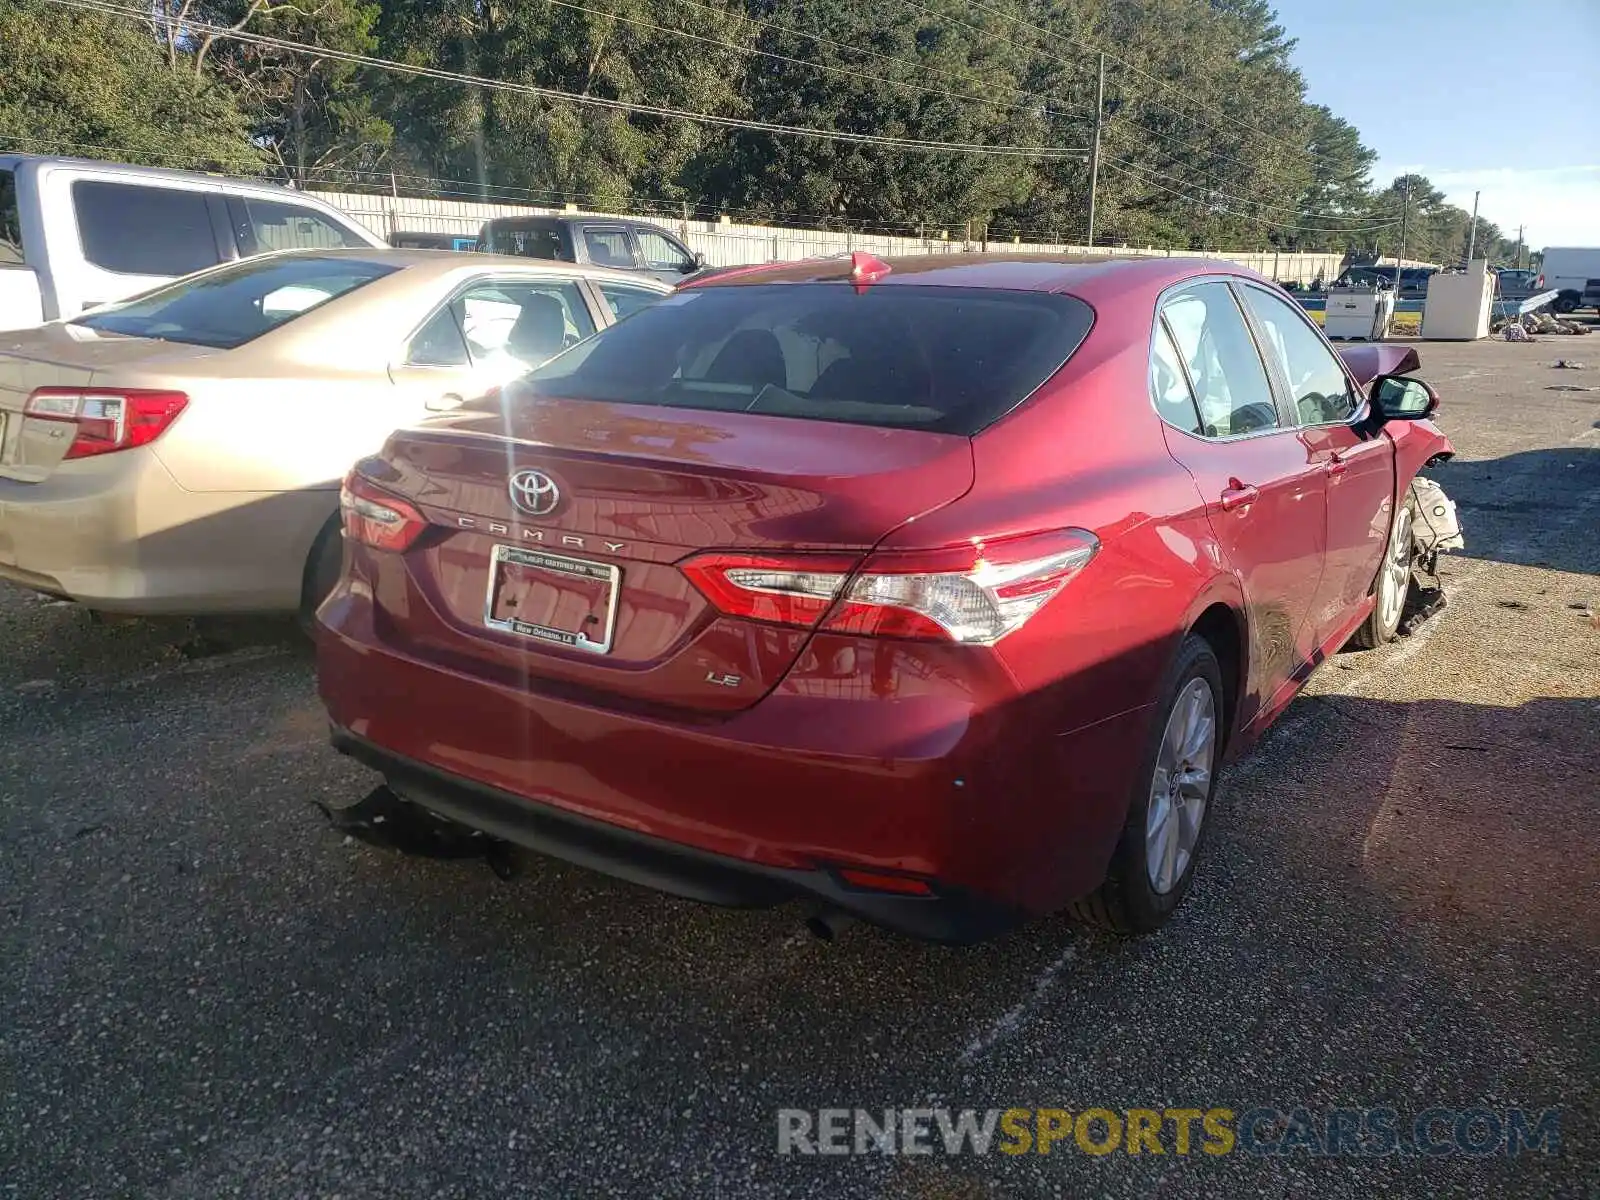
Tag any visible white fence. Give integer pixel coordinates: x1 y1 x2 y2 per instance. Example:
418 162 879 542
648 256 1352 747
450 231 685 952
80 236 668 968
310 190 1346 284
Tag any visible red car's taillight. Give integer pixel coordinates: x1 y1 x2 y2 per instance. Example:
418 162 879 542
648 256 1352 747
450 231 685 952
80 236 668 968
23 387 188 460
682 529 1099 644
340 470 426 552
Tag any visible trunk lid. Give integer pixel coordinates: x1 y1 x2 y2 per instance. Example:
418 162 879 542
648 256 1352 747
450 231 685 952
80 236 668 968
0 325 220 481
367 400 974 713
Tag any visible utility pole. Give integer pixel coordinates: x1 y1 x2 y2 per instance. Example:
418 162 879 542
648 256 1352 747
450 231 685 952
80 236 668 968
1466 189 1479 264
1394 177 1410 294
1517 224 1525 269
388 169 400 243
1086 53 1105 246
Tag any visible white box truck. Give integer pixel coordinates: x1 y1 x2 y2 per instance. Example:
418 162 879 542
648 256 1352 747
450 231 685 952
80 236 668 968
1538 247 1600 315
0 155 385 332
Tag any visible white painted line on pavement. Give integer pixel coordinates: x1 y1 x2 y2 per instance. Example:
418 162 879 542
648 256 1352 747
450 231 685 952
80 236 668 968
961 943 1078 1063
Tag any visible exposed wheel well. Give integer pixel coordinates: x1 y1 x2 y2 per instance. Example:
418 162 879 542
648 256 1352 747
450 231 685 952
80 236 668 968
299 514 344 620
1189 603 1242 746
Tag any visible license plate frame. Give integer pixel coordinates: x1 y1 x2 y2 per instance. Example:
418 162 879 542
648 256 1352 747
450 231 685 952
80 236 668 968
482 543 621 654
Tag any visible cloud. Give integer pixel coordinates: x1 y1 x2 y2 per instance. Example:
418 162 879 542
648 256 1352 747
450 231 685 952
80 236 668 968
1372 162 1600 251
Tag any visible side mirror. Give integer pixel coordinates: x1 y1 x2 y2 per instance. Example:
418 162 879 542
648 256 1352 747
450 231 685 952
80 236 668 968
690 252 706 271
1371 374 1440 420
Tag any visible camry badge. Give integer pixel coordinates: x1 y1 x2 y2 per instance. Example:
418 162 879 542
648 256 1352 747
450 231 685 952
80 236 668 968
508 468 561 517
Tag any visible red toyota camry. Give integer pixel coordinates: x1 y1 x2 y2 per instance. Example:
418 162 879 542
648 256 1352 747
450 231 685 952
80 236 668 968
315 253 1460 942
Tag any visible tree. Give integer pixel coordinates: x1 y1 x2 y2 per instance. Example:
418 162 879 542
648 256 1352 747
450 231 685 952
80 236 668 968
704 0 1046 236
152 1 393 187
0 0 260 173
374 0 751 211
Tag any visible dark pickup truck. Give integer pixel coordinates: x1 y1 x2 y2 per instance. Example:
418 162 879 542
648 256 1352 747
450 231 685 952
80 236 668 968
476 215 706 285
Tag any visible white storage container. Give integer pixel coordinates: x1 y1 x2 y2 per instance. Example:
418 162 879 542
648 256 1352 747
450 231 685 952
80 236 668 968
1422 260 1495 340
1323 287 1395 341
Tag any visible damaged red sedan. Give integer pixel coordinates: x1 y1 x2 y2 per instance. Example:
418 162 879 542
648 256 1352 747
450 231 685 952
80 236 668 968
315 253 1460 942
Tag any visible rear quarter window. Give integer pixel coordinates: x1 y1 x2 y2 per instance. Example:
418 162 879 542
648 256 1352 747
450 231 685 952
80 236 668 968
72 180 220 276
228 197 370 254
0 169 22 265
515 283 1095 435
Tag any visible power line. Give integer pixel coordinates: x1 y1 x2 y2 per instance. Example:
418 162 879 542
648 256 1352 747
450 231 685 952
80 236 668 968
954 0 1327 167
892 0 1399 222
48 0 1083 159
546 0 1067 123
1104 156 1396 224
670 0 1042 107
1100 159 1400 235
733 0 1320 202
0 133 1017 238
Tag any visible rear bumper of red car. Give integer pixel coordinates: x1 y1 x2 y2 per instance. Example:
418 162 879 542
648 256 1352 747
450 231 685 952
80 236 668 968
329 725 1023 942
316 587 1149 941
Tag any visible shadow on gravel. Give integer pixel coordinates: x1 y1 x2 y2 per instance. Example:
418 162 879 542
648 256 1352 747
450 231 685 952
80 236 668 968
1239 691 1600 954
1436 446 1600 575
0 588 305 690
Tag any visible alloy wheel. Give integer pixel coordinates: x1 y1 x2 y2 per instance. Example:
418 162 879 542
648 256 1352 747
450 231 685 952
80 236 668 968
1378 506 1414 633
1145 677 1216 895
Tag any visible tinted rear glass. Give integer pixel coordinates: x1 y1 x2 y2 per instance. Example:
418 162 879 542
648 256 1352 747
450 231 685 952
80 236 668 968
73 180 220 276
483 223 566 260
227 196 371 254
513 283 1094 434
0 169 21 265
71 254 396 349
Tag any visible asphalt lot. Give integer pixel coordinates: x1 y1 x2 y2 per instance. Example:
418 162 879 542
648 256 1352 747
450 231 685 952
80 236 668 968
2 334 1597 1199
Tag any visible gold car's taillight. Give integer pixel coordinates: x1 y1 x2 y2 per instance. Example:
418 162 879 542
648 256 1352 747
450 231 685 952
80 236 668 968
23 387 189 460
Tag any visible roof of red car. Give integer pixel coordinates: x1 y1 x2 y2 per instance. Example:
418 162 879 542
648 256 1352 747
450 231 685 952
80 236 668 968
684 252 1261 295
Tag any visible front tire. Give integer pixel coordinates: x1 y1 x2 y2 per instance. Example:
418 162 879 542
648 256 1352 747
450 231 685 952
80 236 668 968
1349 497 1416 649
1069 635 1224 934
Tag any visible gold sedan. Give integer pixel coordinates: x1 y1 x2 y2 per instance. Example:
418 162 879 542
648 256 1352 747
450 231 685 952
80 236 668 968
0 249 671 618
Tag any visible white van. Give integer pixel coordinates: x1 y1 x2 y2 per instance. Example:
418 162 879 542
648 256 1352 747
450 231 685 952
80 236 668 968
0 155 385 331
1538 247 1600 314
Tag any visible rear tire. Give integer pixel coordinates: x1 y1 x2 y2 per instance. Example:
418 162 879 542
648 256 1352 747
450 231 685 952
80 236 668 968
1349 496 1417 649
1068 635 1224 935
298 517 344 637
1554 294 1579 315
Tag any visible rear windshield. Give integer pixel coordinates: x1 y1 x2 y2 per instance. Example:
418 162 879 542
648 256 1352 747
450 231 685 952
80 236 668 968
513 283 1095 434
481 223 566 260
71 254 396 349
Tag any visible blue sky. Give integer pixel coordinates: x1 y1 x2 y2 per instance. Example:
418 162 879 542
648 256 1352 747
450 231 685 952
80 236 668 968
1276 0 1598 249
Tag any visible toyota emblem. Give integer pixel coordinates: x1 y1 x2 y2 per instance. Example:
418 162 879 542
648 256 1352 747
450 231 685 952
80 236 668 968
508 468 561 517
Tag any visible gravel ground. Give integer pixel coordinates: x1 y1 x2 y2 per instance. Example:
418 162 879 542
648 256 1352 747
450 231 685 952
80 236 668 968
2 336 1597 1199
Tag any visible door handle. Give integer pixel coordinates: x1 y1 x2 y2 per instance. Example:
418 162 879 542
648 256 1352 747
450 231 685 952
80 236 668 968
1325 454 1349 477
425 393 464 413
1219 479 1260 512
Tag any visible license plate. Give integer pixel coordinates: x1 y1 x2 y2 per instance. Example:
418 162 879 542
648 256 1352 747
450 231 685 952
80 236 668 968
482 544 620 654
